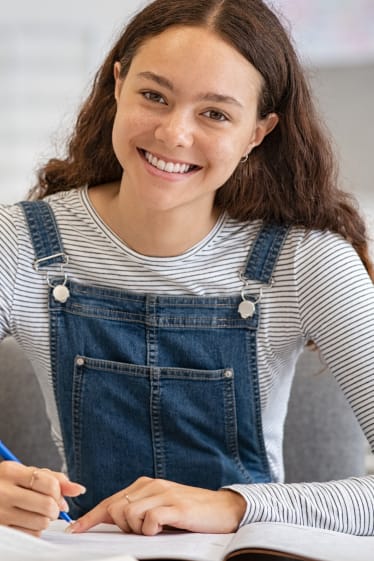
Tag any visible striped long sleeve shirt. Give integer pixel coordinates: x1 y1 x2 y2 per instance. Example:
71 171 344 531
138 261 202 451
1 186 373 534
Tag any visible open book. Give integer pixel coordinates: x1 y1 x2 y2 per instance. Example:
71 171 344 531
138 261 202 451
1 520 374 561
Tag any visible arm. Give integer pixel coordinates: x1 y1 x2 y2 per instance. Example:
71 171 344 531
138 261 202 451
231 230 374 535
0 207 86 535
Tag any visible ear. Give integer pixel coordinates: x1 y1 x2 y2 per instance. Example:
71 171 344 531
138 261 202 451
246 112 279 154
113 61 123 102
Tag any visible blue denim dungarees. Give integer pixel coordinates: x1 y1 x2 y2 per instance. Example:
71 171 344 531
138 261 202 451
21 201 289 519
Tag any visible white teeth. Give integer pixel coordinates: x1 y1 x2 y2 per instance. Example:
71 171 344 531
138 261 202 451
165 162 175 173
144 151 194 174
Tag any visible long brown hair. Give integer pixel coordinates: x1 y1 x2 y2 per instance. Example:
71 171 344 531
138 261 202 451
31 0 373 279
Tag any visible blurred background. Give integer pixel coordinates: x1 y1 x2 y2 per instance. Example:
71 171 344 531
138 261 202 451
0 0 373 242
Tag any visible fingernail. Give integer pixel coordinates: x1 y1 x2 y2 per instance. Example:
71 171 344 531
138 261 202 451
65 521 81 534
77 484 87 494
59 499 69 512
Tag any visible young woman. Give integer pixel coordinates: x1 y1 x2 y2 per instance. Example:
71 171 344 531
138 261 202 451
0 0 373 538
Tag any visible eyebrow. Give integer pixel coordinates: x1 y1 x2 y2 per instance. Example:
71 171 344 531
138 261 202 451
136 71 244 108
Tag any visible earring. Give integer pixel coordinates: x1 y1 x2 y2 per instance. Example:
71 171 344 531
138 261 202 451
240 153 249 164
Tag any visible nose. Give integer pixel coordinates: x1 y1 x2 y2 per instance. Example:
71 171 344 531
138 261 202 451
154 108 194 149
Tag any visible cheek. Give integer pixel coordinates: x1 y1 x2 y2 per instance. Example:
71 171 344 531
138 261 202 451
207 137 243 174
112 119 129 170
112 108 153 152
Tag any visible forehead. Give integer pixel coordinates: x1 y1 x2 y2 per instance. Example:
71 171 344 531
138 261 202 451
128 26 263 101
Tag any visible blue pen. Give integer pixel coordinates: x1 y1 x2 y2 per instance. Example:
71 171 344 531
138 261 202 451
0 440 72 523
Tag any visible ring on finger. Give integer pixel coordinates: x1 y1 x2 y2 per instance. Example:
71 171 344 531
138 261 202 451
124 494 132 504
29 469 39 490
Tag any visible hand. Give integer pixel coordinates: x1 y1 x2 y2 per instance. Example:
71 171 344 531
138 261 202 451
0 461 86 537
67 476 247 536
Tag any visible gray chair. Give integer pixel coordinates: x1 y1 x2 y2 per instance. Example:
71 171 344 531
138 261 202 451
0 337 61 470
0 337 366 480
284 348 366 482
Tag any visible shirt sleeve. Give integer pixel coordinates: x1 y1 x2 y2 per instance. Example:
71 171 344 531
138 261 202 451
296 231 374 448
0 205 19 339
227 230 374 535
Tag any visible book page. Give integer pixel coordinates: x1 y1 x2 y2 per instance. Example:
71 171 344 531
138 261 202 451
226 522 374 561
43 520 233 561
0 523 135 561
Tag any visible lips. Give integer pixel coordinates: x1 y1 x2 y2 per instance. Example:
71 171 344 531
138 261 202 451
141 149 201 174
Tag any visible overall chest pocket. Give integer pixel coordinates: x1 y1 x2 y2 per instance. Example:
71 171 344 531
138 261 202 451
69 354 253 514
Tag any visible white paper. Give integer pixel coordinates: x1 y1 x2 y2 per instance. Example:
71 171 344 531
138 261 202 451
0 523 136 561
43 520 232 561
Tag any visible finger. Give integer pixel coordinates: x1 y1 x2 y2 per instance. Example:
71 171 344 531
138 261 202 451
109 490 173 535
7 508 51 532
0 468 59 525
12 486 60 520
20 468 70 515
12 468 69 518
106 501 132 533
0 466 60 519
37 469 87 498
142 505 182 536
0 463 83 501
106 479 175 534
66 477 158 534
9 525 42 538
66 501 113 534
19 468 61 500
107 496 141 534
0 462 37 486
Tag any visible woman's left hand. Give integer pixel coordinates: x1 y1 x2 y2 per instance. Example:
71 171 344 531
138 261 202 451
67 476 246 535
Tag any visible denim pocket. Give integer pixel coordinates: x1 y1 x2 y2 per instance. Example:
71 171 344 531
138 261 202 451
70 354 253 514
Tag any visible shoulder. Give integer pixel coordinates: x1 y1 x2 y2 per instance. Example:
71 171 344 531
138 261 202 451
270 226 372 297
25 189 89 236
284 226 364 270
44 187 86 215
284 227 373 314
0 188 84 225
286 226 353 252
0 189 87 256
0 202 25 247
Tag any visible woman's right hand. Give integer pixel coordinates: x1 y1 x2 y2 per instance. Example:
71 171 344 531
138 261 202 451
0 461 86 537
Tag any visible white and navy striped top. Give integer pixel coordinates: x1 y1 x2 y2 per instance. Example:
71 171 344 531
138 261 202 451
1 186 374 534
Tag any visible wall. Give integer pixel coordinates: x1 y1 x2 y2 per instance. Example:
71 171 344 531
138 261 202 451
0 0 144 204
310 63 374 241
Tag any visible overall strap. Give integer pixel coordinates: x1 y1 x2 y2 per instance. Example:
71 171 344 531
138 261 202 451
19 201 68 270
242 223 290 284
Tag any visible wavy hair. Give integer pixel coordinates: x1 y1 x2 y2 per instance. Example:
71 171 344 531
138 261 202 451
31 0 373 279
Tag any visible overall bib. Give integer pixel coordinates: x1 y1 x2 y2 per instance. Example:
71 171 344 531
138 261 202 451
21 201 289 519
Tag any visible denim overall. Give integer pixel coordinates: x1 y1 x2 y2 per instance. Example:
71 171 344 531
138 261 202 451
21 201 289 519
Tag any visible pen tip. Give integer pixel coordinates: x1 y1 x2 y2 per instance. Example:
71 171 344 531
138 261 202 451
59 511 73 523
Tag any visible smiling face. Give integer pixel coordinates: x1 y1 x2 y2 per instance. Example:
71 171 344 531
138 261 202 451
112 25 278 218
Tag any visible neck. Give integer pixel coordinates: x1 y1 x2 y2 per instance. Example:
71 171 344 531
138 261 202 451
88 183 220 257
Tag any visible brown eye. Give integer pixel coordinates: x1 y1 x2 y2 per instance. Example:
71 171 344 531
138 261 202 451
203 110 228 122
142 91 166 104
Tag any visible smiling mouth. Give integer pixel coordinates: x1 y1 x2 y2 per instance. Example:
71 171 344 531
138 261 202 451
140 149 201 174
